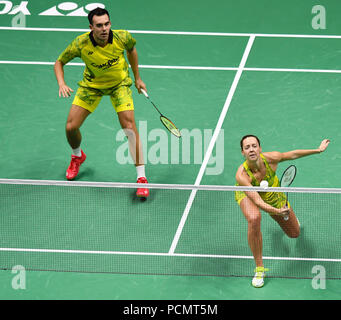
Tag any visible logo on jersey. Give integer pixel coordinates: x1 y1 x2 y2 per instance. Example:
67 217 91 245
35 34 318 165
91 57 119 70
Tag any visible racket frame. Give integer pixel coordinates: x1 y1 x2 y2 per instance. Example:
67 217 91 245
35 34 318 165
141 89 181 138
279 165 297 221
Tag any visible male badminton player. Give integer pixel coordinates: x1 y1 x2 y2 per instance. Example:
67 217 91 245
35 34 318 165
235 135 330 287
54 7 149 198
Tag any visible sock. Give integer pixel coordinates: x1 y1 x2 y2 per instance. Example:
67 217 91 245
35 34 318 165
136 165 146 179
72 147 82 157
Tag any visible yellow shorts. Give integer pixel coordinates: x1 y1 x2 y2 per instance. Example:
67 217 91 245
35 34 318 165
235 190 291 210
72 78 134 113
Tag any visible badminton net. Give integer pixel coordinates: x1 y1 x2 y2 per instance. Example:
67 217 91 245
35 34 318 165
0 179 340 279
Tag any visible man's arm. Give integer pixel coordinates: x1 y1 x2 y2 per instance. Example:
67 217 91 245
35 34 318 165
54 37 81 98
54 60 74 98
126 47 146 93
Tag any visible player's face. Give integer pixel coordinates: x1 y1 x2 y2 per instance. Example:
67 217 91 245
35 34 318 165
241 137 261 161
90 14 111 42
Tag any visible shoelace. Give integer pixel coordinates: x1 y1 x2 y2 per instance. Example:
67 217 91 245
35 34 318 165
254 267 269 278
137 177 148 184
70 156 82 171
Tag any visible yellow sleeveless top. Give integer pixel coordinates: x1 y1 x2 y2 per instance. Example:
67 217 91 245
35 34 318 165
235 154 288 209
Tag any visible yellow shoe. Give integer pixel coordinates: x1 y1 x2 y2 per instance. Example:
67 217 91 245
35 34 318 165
252 267 269 288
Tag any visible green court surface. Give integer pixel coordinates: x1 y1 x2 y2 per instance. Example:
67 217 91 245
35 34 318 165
1 0 341 301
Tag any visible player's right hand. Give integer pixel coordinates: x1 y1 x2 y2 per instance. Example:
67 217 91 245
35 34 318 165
277 206 290 217
58 84 74 98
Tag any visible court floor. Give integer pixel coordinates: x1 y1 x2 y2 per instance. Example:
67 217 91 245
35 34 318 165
1 0 341 300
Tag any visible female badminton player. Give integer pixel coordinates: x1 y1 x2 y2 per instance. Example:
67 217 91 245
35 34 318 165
235 135 330 288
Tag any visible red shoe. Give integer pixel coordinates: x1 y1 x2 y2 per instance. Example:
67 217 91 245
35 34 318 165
66 150 86 180
136 177 149 198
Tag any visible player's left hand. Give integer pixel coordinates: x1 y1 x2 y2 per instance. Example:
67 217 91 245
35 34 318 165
318 139 330 153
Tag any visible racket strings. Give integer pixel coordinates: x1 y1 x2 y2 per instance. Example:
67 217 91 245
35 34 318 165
160 116 181 138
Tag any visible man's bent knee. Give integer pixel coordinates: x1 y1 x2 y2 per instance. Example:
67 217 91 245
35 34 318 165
66 118 81 132
118 110 136 129
66 105 90 131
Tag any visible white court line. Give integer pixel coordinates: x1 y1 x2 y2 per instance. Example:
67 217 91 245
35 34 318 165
0 247 340 263
168 36 256 255
0 26 89 32
1 60 341 74
130 30 341 39
1 26 341 39
138 64 237 71
0 60 83 66
245 67 341 74
0 60 236 71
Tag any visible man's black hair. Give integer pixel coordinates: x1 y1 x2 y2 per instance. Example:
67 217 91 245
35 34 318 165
88 7 110 25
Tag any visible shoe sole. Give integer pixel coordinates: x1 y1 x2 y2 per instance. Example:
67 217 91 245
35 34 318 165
252 282 264 288
137 193 149 200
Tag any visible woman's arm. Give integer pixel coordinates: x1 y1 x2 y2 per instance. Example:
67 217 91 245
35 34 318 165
264 139 330 164
236 166 289 216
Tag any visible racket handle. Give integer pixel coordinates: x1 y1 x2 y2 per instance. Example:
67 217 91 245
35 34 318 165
283 198 289 221
141 89 149 98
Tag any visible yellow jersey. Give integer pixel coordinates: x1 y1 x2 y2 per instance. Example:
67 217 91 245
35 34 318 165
235 154 288 209
57 30 136 89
